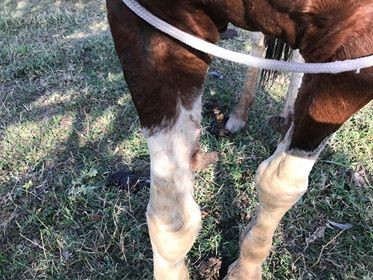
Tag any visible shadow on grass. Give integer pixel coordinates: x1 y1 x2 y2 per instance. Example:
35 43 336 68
1 1 372 279
193 76 372 280
1 1 154 277
188 76 284 279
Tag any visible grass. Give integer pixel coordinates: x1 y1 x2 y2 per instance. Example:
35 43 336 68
0 1 372 279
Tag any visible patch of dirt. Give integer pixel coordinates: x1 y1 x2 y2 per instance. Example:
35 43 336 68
198 257 223 280
204 98 230 137
106 168 150 194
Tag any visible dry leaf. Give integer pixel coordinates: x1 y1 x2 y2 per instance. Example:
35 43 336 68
89 214 103 222
305 226 326 250
352 171 367 188
199 257 222 279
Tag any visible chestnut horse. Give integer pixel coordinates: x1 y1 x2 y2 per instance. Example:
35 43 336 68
106 0 373 279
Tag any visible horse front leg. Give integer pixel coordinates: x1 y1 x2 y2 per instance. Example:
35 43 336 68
145 95 205 280
226 127 320 280
270 50 304 135
281 50 304 120
226 71 372 279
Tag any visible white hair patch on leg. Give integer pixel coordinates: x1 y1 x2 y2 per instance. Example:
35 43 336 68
282 50 304 119
226 126 327 280
225 114 247 133
145 96 203 280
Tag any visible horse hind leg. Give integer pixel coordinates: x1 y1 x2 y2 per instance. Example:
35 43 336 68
270 50 304 135
225 32 265 133
226 38 304 136
281 50 304 120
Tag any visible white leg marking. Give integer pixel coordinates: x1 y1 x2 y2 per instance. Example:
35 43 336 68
146 96 202 280
282 50 304 119
225 114 247 133
226 128 324 280
255 130 317 209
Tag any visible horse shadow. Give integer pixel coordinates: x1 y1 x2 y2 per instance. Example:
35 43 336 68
2 3 371 278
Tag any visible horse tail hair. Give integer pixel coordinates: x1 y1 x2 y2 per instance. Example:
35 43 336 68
259 36 293 88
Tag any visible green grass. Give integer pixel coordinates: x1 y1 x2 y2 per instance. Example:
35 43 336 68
0 1 372 279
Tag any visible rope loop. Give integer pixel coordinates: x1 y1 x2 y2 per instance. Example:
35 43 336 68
122 0 373 74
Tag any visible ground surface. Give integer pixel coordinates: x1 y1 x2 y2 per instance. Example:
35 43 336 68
0 1 372 279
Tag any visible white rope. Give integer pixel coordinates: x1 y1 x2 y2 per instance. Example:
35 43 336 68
122 0 373 74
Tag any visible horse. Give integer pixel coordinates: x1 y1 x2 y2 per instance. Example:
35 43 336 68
224 32 304 135
106 0 373 279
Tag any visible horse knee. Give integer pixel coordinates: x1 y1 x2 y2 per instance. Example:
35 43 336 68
147 192 201 263
255 143 317 209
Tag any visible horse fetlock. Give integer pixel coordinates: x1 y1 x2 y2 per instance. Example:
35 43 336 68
240 228 273 264
153 254 189 280
225 259 262 280
255 151 314 209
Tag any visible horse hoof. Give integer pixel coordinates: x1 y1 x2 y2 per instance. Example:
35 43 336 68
225 114 246 134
